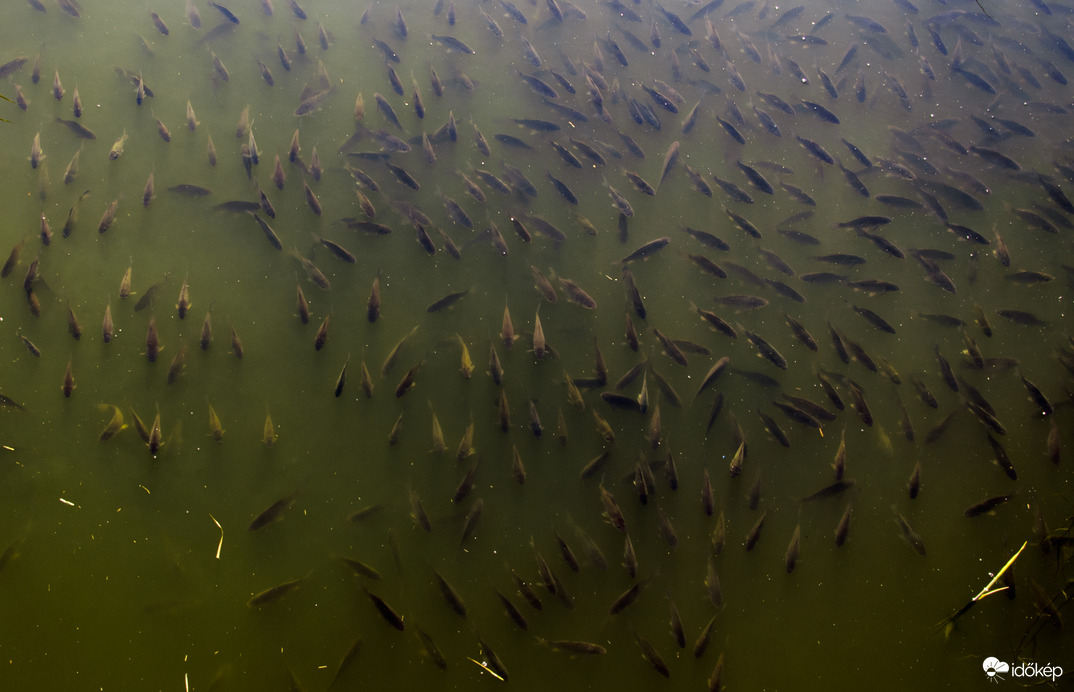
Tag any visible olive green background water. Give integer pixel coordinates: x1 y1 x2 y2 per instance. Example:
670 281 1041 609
0 0 1070 689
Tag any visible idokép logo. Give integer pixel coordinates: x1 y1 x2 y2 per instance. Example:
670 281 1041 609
983 657 1063 683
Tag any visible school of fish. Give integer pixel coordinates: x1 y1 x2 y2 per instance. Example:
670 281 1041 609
1 0 1073 689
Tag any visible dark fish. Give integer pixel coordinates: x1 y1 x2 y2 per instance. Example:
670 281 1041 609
964 494 1013 518
430 34 474 54
248 493 297 531
546 172 577 204
619 171 654 198
796 135 834 164
247 576 307 608
846 380 872 426
609 579 650 615
716 116 745 144
642 84 678 114
969 145 1019 171
17 330 41 357
716 294 768 310
684 227 729 252
385 163 420 191
0 57 28 79
361 586 405 631
689 254 726 279
852 305 896 334
835 504 853 546
746 331 787 369
815 254 865 267
167 184 212 197
518 71 557 99
737 160 773 194
837 160 869 197
745 510 767 550
373 93 402 130
149 11 169 35
1019 375 1052 416
548 141 581 169
653 329 688 367
895 510 926 556
621 237 669 264
495 133 531 150
250 214 282 250
207 1 239 23
802 479 856 503
801 100 840 124
785 524 802 573
697 357 730 397
559 278 596 308
766 279 805 303
725 208 761 238
986 434 1017 481
780 184 816 206
134 275 167 312
55 117 96 140
996 309 1045 326
606 183 634 217
427 290 469 313
780 313 816 351
459 498 483 547
394 361 421 398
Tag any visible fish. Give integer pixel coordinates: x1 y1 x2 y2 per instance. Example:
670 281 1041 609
95 403 126 440
313 315 330 351
207 1 239 23
499 0 528 24
895 510 927 556
1019 375 1053 416
431 34 474 54
55 117 96 140
141 316 163 362
201 401 225 443
59 359 76 397
145 408 164 455
414 627 446 669
558 278 596 309
609 579 649 615
0 56 28 79
165 343 187 385
186 101 199 131
653 329 688 367
835 505 853 546
106 129 129 161
621 237 670 264
746 331 787 369
360 586 405 630
29 132 44 169
247 575 307 608
433 570 467 617
785 524 801 573
745 511 767 550
606 183 634 217
459 497 483 547
426 290 468 313
394 361 422 398
799 474 857 507
372 93 402 130
845 379 873 427
220 323 240 360
248 214 281 251
796 135 834 164
852 305 896 334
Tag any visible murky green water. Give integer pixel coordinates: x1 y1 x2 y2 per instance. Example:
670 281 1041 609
0 0 1071 689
